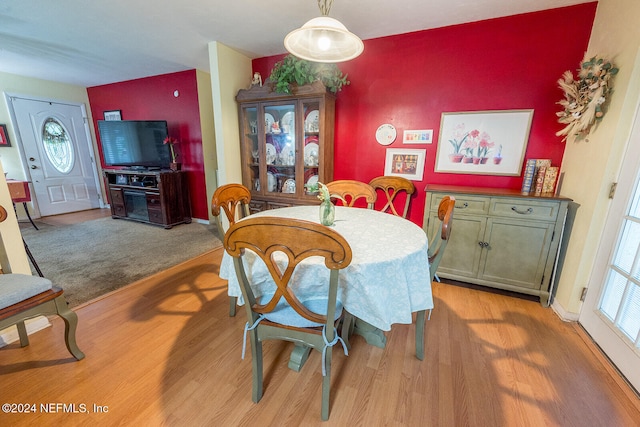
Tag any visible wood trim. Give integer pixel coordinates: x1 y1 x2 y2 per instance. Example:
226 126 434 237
425 183 573 201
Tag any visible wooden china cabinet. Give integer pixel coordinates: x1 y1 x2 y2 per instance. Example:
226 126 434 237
236 80 335 213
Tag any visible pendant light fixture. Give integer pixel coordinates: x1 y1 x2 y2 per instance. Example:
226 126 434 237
284 0 364 63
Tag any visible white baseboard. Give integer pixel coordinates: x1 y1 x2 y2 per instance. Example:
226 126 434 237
551 300 580 322
0 316 52 347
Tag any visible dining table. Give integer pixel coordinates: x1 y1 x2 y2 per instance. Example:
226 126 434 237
219 205 433 368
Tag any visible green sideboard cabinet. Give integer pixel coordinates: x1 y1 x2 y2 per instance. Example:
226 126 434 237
423 185 572 307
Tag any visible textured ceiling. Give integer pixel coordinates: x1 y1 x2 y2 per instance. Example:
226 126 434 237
0 0 590 87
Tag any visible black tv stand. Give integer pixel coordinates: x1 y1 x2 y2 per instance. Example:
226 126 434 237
104 170 191 229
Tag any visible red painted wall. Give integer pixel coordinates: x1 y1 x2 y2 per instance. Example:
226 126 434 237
252 3 597 225
87 70 208 219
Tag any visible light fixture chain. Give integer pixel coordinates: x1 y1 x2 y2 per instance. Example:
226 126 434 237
318 0 333 16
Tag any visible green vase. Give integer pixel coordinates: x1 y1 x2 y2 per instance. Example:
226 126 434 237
319 200 335 226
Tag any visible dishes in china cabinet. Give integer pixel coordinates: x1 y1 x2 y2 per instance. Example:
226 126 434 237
304 142 319 166
282 179 296 194
304 135 318 145
375 123 397 145
306 174 318 187
304 168 316 182
264 113 275 132
281 111 295 135
265 143 277 165
305 110 319 132
279 143 295 166
267 172 277 192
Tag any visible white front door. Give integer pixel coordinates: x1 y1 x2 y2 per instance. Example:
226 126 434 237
9 96 101 216
579 102 640 392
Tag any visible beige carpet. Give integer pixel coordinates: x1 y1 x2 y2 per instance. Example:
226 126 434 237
20 217 222 307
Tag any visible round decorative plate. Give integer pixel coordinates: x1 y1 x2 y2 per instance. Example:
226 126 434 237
265 113 275 132
265 143 277 165
304 143 319 166
279 143 295 166
281 111 295 135
282 179 296 194
375 123 397 145
305 110 320 132
267 172 277 192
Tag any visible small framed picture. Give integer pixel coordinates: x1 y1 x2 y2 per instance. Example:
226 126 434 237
116 174 128 185
0 124 12 147
104 110 122 121
403 129 433 144
384 148 427 181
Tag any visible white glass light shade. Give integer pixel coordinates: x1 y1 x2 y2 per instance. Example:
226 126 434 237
284 16 364 63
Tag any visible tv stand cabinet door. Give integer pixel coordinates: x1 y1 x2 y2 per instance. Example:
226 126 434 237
109 188 126 218
146 192 164 224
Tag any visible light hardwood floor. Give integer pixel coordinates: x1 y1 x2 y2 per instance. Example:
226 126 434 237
1 247 639 426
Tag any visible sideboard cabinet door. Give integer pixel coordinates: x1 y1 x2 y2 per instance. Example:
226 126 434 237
424 185 571 306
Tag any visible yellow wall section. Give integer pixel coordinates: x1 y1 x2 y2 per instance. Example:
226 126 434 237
208 41 251 188
555 0 640 315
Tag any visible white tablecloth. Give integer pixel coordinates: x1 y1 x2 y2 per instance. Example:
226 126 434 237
219 205 432 331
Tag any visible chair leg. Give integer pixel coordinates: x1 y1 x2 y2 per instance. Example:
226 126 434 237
16 321 29 347
415 310 426 361
250 331 263 403
229 296 237 317
321 347 332 421
53 296 85 360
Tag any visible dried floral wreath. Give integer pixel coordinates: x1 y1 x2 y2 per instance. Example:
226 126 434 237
556 55 619 142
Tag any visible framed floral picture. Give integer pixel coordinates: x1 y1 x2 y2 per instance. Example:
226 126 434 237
384 148 426 181
435 109 534 175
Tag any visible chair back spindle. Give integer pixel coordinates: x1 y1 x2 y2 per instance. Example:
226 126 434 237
369 176 415 218
325 180 376 209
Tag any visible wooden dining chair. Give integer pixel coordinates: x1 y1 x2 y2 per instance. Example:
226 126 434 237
0 204 84 361
415 195 455 360
211 183 251 317
224 216 352 421
369 175 416 218
325 180 377 209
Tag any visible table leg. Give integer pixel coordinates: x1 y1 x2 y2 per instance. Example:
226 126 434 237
352 318 387 348
288 343 312 372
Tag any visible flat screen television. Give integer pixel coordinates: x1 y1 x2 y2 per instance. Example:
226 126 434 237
97 120 171 169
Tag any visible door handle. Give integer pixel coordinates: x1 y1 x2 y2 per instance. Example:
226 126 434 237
29 157 36 161
31 165 38 169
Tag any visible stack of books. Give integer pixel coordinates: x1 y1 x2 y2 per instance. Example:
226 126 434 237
521 158 559 195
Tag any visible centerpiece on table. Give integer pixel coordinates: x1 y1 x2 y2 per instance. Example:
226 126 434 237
304 182 345 226
163 136 180 170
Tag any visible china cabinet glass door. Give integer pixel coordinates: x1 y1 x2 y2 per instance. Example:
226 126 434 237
240 105 260 191
264 103 296 195
303 100 320 195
